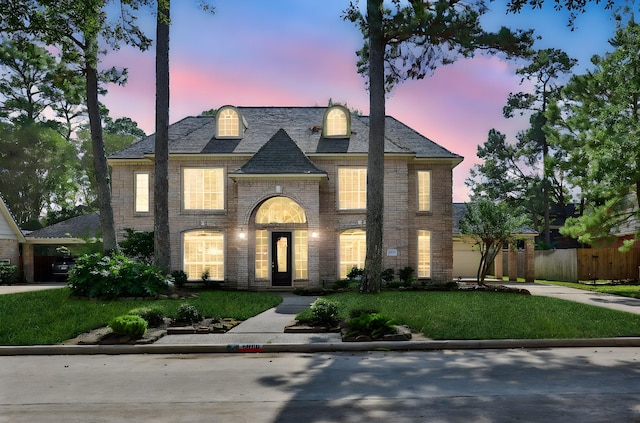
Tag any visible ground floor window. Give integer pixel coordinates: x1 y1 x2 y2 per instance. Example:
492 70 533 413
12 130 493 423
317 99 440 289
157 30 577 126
255 230 269 279
418 230 431 278
183 230 224 280
294 230 308 279
339 229 366 278
255 229 308 280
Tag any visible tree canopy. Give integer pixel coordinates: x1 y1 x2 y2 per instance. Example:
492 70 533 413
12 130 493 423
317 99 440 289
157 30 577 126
345 0 534 292
460 198 530 284
547 16 640 249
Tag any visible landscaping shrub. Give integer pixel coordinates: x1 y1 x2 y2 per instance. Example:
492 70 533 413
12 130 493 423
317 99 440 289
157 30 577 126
175 303 201 325
346 312 396 338
332 279 350 290
0 264 18 285
381 268 395 284
398 266 415 286
129 307 165 327
310 298 340 327
171 270 188 287
109 315 148 338
346 266 364 280
120 228 154 264
68 252 169 299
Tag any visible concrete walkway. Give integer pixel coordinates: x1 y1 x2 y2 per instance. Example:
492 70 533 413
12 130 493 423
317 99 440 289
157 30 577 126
504 283 640 315
0 282 66 295
155 293 342 346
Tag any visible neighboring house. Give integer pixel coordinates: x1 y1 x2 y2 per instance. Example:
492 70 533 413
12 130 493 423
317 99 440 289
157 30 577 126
0 194 24 270
452 203 537 282
108 105 463 290
22 212 101 282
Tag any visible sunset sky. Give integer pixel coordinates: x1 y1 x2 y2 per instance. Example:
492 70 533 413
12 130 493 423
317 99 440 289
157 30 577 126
101 0 619 202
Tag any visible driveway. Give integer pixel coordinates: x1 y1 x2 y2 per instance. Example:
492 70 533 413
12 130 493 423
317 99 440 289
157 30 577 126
0 282 66 295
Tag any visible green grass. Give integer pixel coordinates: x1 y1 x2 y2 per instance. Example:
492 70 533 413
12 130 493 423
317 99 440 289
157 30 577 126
0 288 281 346
298 291 640 340
538 280 640 299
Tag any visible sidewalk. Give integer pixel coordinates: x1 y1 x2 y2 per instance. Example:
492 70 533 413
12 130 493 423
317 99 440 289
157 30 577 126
503 283 640 315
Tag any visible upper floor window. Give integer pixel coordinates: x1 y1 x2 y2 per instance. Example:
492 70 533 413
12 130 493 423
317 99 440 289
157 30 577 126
418 170 431 212
216 106 244 138
183 168 225 210
134 172 149 213
338 167 366 210
323 105 351 138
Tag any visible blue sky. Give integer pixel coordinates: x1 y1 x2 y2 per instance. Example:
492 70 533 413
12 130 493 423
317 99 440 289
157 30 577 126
102 0 619 201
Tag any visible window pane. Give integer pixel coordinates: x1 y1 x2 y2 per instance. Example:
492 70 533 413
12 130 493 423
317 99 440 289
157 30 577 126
339 229 366 278
218 108 239 137
295 230 308 279
418 171 431 211
183 168 224 210
326 108 347 136
256 197 307 223
135 172 149 213
338 168 366 210
255 230 268 279
418 230 431 278
183 231 224 280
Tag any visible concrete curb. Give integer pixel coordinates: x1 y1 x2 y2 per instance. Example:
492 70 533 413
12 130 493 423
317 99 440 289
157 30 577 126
3 337 640 356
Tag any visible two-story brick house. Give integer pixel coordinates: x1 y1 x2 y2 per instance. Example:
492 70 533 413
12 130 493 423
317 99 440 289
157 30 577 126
108 105 463 290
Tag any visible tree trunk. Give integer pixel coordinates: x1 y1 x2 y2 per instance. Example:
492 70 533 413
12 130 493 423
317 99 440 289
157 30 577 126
361 0 385 293
85 40 117 253
154 0 171 274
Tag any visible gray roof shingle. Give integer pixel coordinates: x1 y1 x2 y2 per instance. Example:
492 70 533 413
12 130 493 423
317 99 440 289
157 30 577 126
231 129 326 175
25 212 101 240
109 107 463 162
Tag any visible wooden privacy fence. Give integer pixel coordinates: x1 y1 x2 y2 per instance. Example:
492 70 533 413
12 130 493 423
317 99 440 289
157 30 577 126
577 247 640 281
535 248 640 282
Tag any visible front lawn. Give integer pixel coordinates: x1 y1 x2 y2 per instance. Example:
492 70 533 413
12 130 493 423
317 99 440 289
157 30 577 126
298 290 640 340
0 288 282 346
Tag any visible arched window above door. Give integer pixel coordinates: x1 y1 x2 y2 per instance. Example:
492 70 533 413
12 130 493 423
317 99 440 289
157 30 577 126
255 197 307 224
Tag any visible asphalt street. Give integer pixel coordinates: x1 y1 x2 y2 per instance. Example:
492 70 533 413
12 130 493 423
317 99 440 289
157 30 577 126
2 347 640 422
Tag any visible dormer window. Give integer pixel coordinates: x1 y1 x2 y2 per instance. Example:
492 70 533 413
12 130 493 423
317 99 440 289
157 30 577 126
216 106 245 139
322 105 351 138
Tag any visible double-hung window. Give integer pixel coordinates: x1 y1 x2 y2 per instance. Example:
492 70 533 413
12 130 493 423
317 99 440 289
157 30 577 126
183 168 224 210
338 168 367 210
134 172 150 213
417 170 431 212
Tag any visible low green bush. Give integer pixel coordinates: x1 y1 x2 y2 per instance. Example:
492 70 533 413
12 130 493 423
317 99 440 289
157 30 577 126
68 252 169 299
129 307 165 327
175 303 201 325
0 264 18 285
310 298 340 327
332 279 350 290
109 315 148 338
346 312 396 338
171 270 188 287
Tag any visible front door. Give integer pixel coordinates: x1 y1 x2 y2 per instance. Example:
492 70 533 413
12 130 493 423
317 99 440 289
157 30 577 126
271 232 292 287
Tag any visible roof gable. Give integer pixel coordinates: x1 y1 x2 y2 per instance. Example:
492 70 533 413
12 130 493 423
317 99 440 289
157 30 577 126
0 195 25 242
231 129 326 175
